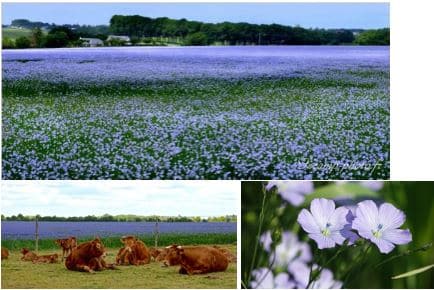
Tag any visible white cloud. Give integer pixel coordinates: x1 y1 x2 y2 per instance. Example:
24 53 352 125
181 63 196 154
1 181 238 217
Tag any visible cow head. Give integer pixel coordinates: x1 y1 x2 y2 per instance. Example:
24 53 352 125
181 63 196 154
21 248 30 255
163 245 183 266
149 247 161 258
89 238 105 257
120 235 137 247
50 253 59 262
70 237 78 248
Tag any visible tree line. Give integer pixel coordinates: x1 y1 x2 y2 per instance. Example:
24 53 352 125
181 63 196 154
1 214 237 223
3 16 390 49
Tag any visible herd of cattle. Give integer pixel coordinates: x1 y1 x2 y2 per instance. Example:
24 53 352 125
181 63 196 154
1 236 236 275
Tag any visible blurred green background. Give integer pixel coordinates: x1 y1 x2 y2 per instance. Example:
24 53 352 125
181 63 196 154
242 181 434 288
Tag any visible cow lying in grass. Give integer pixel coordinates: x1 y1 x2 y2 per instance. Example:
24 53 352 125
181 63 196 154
20 248 38 261
116 235 151 266
212 245 237 263
20 248 58 263
65 237 116 273
55 236 77 261
32 253 59 264
1 247 9 260
164 245 228 275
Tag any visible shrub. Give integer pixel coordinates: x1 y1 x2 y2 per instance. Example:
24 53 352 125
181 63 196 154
15 36 31 49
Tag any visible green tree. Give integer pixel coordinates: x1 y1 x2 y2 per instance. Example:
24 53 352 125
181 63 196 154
15 36 31 49
2 37 15 49
185 32 208 46
31 27 45 48
45 31 68 48
354 28 390 45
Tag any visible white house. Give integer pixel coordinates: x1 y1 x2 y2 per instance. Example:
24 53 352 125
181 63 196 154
107 35 131 45
80 37 104 47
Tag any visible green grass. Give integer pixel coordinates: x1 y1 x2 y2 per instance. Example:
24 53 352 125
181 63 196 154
1 245 237 288
1 233 237 251
2 27 33 40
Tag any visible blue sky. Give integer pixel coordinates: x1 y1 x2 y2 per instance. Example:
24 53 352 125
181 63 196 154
2 3 389 29
1 181 238 217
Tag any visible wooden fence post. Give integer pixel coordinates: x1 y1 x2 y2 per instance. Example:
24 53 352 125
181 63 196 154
154 222 159 247
35 215 39 253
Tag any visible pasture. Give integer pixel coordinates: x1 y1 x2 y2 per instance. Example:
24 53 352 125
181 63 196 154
2 27 33 39
2 46 389 179
1 245 237 288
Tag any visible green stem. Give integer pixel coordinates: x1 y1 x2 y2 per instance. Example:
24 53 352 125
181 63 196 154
245 184 268 287
375 242 432 269
343 243 372 287
307 247 327 288
254 250 277 287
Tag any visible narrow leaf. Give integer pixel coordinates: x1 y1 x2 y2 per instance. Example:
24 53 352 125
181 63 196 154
391 264 434 280
304 183 378 205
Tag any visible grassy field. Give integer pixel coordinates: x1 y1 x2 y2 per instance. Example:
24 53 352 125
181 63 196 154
1 233 237 251
2 27 33 39
1 245 237 288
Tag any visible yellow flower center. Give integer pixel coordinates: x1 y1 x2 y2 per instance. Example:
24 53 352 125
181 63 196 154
372 224 383 238
321 222 332 237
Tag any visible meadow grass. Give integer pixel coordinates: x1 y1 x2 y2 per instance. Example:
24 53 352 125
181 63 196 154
2 27 33 40
1 233 237 251
1 245 237 288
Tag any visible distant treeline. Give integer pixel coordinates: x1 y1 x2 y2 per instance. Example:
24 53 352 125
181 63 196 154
3 16 389 49
1 214 237 223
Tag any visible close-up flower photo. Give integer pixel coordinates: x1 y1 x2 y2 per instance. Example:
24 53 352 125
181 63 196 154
242 181 434 288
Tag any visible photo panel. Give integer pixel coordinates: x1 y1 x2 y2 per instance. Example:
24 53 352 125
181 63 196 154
1 180 239 289
2 2 389 180
241 181 434 289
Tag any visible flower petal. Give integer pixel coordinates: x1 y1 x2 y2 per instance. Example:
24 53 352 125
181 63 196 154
310 198 335 228
371 237 395 254
378 203 405 230
353 200 379 231
340 224 359 245
329 206 349 231
251 268 274 289
330 231 346 245
308 233 336 249
299 242 312 262
274 273 295 289
265 181 278 191
280 191 305 206
297 209 320 234
288 259 310 287
382 229 412 245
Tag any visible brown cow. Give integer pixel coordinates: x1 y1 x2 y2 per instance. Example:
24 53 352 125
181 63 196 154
55 236 77 260
116 246 134 265
32 253 59 264
65 238 116 273
149 247 161 261
115 236 150 265
20 248 38 261
155 247 170 262
165 245 229 275
1 247 9 260
213 246 237 263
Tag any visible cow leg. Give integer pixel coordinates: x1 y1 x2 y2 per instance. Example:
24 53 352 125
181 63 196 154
75 264 94 273
179 267 188 274
89 257 104 271
188 269 208 275
99 257 117 270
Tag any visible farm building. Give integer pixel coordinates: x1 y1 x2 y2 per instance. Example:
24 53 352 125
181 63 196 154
80 37 104 47
107 35 131 45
